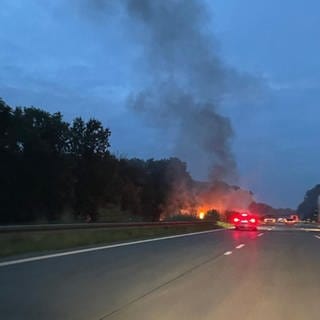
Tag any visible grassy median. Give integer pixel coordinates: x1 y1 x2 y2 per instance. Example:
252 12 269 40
0 224 220 258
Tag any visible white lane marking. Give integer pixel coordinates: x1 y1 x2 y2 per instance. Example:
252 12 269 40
0 228 225 268
257 233 264 237
315 235 320 240
303 228 320 232
224 251 232 256
236 244 245 249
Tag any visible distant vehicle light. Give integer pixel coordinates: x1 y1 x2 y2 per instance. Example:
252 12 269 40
285 218 296 225
249 218 256 223
264 217 276 224
241 213 248 217
234 217 240 223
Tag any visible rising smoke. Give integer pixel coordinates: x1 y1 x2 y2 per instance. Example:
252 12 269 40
123 0 258 215
125 0 237 182
81 0 258 214
82 0 250 182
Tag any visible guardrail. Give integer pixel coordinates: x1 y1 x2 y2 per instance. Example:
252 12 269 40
0 221 215 233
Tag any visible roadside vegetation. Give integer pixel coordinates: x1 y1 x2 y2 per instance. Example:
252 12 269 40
0 223 220 258
1 98 313 227
0 98 196 224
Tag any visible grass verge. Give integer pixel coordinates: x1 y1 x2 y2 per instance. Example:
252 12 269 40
216 221 233 229
0 224 220 258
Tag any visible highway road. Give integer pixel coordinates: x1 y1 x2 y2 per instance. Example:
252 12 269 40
1 225 320 319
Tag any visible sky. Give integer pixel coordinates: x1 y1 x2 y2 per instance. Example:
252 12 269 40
1 0 320 209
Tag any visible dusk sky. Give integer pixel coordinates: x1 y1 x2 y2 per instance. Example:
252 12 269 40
1 0 320 209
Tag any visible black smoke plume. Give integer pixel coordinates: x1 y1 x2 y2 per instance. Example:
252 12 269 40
125 0 239 182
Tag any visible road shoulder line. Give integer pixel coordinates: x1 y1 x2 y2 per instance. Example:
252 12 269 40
0 228 225 267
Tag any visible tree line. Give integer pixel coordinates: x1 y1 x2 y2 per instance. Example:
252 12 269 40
0 98 193 224
297 185 320 221
248 202 296 218
3 97 310 224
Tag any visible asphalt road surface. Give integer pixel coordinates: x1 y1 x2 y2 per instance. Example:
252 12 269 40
1 224 320 320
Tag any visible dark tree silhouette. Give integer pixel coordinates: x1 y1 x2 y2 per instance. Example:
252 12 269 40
297 185 320 220
0 98 195 224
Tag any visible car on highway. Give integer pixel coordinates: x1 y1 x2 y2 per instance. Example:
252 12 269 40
232 212 258 231
264 217 276 225
285 217 296 225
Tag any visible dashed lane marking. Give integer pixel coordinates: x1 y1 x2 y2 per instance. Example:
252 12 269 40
235 244 245 249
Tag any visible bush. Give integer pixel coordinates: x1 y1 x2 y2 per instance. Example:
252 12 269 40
205 209 220 222
165 214 199 221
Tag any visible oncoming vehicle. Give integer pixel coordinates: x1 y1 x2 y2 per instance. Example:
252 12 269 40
284 217 296 225
285 214 299 225
264 217 276 225
232 212 258 231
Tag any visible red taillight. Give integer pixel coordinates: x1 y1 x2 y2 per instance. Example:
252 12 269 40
249 218 256 223
234 217 240 223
